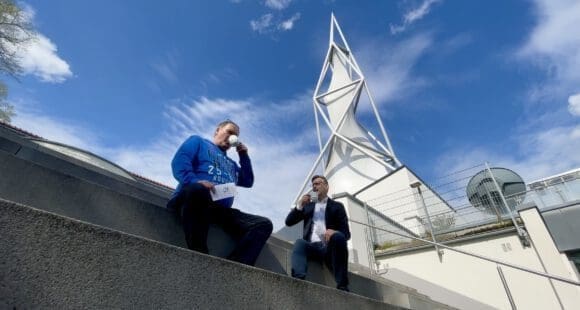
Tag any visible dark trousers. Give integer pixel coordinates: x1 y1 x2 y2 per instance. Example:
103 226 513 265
290 231 349 290
171 183 273 266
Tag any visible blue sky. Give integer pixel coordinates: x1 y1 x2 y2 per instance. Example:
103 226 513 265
5 0 580 228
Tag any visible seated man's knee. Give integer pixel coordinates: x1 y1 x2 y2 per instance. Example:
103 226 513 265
330 231 347 246
263 218 273 233
255 217 273 235
293 238 308 251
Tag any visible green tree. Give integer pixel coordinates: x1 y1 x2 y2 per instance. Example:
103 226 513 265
0 0 34 123
0 83 14 122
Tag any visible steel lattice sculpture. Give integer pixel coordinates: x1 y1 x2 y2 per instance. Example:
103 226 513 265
294 14 401 202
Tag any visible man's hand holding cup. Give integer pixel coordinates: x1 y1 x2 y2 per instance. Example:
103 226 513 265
297 191 318 210
229 135 248 153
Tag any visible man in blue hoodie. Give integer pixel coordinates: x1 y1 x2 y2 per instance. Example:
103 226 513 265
168 120 272 266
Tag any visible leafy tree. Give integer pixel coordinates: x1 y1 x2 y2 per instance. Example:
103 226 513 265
0 0 33 123
0 83 14 122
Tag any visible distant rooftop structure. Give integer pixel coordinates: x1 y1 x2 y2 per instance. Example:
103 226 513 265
528 167 580 190
521 167 580 212
0 120 173 191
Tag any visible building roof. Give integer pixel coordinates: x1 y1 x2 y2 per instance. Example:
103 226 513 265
0 120 174 192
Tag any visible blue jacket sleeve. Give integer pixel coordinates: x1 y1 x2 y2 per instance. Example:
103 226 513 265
171 136 201 186
236 152 254 188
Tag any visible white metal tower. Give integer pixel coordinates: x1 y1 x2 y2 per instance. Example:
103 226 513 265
294 14 401 201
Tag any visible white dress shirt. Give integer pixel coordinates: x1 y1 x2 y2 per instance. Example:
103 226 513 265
310 197 327 243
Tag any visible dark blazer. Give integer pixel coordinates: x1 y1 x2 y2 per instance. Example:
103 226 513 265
285 198 351 241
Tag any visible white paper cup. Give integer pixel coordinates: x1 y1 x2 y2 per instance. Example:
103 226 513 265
228 135 240 147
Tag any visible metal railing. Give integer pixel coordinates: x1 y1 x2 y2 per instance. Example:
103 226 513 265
350 163 580 309
504 178 580 211
351 217 580 287
360 164 580 251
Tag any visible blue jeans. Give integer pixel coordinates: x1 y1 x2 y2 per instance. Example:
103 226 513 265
291 232 349 290
169 183 273 266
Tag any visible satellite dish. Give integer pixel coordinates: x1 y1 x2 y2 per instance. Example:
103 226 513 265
466 167 526 216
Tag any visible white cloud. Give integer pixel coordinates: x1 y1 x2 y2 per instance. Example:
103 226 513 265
518 0 580 99
390 0 441 35
249 0 298 34
432 0 580 196
265 0 292 10
151 51 180 84
12 93 319 230
358 33 432 106
112 141 178 187
11 110 101 153
152 63 177 83
435 124 580 184
251 12 301 35
278 13 300 31
250 13 274 33
453 0 579 185
568 93 580 116
18 34 72 83
199 68 238 90
7 4 73 83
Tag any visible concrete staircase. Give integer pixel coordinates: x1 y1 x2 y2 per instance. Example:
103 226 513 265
0 123 456 309
1 199 405 310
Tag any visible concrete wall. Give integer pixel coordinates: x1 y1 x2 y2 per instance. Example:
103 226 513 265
376 208 580 309
335 195 375 268
0 147 186 247
519 207 580 309
541 202 580 252
355 167 426 236
0 199 404 310
378 232 520 309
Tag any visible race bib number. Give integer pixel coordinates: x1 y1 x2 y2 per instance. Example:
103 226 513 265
210 182 237 201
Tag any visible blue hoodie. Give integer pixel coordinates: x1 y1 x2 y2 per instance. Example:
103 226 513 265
171 135 254 208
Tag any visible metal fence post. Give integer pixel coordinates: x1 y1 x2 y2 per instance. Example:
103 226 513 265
410 181 443 258
363 202 377 274
497 265 517 310
485 162 530 247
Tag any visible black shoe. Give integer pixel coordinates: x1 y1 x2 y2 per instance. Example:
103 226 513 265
337 286 349 292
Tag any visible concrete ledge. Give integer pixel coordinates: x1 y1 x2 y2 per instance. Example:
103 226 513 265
0 130 453 309
0 199 404 310
0 149 185 247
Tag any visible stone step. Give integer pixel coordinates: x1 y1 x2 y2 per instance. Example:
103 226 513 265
1 199 406 310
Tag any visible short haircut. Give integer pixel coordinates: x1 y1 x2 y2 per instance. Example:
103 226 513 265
216 119 239 132
311 175 328 184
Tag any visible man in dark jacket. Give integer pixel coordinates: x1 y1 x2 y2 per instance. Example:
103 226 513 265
285 175 351 291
